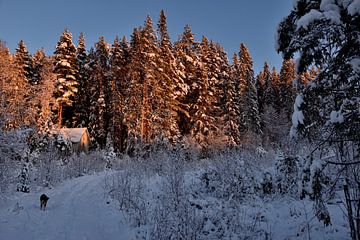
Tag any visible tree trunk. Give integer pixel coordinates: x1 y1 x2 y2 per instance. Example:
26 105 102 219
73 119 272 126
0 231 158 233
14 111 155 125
141 78 149 143
344 182 360 240
58 104 63 128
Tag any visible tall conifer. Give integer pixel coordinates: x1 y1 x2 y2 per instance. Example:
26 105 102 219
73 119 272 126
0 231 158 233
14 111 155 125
238 43 261 134
279 59 296 119
157 10 188 143
74 32 89 127
109 36 129 152
89 36 111 148
53 29 78 127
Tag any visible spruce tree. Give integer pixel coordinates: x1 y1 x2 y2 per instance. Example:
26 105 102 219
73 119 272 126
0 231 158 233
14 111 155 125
34 56 57 132
74 33 90 127
256 73 264 115
32 48 46 85
0 42 25 129
89 36 110 148
256 62 272 115
222 51 241 145
3 40 33 128
17 160 30 193
139 16 162 143
279 59 296 119
28 48 47 128
14 40 34 85
231 52 242 131
125 16 161 147
270 66 281 111
174 25 198 137
109 36 129 152
189 36 218 146
53 29 78 127
86 47 99 143
299 66 319 87
0 42 11 126
277 0 360 230
157 10 188 143
208 42 226 126
14 41 34 100
238 43 261 134
124 27 143 147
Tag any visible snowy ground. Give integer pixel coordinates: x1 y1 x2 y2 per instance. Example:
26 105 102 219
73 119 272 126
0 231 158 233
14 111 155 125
0 170 352 240
0 172 132 240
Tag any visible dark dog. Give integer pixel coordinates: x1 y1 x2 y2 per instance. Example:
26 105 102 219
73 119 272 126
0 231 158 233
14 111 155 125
40 194 49 211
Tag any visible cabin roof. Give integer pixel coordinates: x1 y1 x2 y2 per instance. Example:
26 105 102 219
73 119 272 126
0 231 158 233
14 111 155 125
59 128 89 143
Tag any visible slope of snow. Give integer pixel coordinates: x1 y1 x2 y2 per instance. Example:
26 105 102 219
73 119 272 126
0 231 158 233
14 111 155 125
0 168 351 239
0 172 131 240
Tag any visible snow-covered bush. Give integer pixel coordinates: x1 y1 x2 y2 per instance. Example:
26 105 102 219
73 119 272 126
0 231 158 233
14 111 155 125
34 145 63 187
275 154 301 195
16 160 30 193
107 164 148 228
28 131 72 161
298 155 332 226
0 157 13 196
0 129 33 193
0 130 23 195
64 151 108 179
260 171 274 195
150 155 201 239
200 151 261 201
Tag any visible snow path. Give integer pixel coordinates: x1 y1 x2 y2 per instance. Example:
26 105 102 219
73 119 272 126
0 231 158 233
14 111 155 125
0 172 131 240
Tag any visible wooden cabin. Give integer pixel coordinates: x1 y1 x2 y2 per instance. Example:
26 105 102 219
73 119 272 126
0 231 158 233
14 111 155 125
59 128 91 154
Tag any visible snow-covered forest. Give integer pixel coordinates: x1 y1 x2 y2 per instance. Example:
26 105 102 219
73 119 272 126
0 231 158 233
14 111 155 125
1 0 360 239
1 11 304 151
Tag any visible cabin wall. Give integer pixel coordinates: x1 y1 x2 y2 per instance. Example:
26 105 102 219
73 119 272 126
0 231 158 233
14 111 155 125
71 133 90 154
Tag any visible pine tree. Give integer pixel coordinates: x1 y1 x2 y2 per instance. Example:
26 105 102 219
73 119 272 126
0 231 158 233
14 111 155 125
238 43 261 134
53 29 78 127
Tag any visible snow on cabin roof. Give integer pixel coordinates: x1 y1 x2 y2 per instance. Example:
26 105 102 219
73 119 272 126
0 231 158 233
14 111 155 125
59 128 88 143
